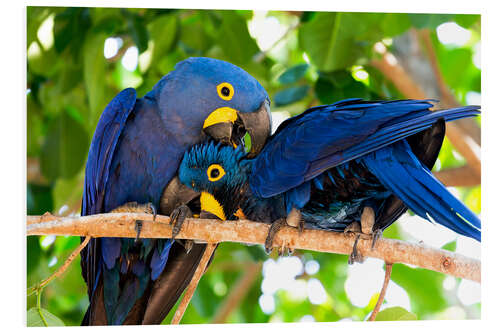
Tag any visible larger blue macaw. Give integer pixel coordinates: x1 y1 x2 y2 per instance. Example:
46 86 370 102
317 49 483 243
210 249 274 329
178 99 481 260
80 57 271 325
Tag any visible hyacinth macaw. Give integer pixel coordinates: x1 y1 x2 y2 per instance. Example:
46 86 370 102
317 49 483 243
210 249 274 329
80 57 271 325
178 99 481 259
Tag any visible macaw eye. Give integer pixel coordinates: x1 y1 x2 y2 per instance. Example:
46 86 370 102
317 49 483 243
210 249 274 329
207 164 226 182
217 82 234 101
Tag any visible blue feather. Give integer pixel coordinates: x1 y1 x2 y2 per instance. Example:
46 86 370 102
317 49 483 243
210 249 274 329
362 140 480 240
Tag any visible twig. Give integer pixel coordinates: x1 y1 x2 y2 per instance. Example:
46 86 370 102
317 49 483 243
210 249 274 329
368 262 393 321
28 235 91 296
212 262 262 323
370 44 481 179
171 243 218 324
26 213 481 282
433 166 481 187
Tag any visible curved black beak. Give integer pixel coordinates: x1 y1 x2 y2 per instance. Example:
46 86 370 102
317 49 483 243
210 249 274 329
238 99 271 157
203 99 271 157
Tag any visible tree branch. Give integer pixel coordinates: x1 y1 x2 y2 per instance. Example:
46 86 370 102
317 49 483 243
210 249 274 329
212 262 262 323
27 213 480 282
368 262 393 321
433 165 481 187
171 243 218 324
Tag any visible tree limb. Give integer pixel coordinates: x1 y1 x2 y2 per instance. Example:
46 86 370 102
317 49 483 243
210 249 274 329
27 213 480 282
171 243 218 324
433 165 481 187
368 262 393 321
212 262 262 323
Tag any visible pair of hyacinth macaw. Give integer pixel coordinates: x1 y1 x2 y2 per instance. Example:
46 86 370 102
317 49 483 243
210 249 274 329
80 57 480 325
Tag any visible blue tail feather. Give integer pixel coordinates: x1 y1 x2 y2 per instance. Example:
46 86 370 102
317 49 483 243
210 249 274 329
363 140 481 241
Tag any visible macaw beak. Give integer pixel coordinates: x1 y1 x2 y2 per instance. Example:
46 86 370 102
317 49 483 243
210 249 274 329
200 192 226 221
203 99 271 158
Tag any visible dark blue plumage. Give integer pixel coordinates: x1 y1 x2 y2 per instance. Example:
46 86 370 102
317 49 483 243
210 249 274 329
80 57 271 325
179 99 481 247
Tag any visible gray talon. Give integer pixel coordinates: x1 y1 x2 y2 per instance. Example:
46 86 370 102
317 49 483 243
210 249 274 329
170 204 192 239
348 234 364 264
371 229 383 250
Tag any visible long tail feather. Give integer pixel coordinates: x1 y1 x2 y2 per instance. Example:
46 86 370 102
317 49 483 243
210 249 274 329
363 140 481 241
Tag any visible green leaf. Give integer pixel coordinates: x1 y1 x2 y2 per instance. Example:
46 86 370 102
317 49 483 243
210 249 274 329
40 111 89 181
27 236 42 275
124 10 150 53
408 14 455 29
390 264 447 315
274 85 309 106
380 13 412 37
27 7 52 47
454 14 480 28
375 306 417 321
315 77 343 104
54 8 91 57
83 32 110 128
148 15 178 65
441 240 457 252
179 16 212 54
27 307 65 326
52 172 84 213
278 64 309 84
27 184 54 215
299 12 384 71
216 11 259 65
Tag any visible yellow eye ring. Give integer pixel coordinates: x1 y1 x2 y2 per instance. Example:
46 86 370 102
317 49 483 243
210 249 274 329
207 164 226 182
217 82 234 101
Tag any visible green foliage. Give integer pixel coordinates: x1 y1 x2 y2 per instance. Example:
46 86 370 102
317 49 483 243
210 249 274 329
27 7 480 325
375 306 417 321
27 307 66 326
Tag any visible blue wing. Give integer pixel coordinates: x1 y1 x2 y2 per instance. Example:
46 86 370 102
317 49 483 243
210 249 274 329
362 140 481 241
250 99 480 198
82 88 137 215
80 88 137 324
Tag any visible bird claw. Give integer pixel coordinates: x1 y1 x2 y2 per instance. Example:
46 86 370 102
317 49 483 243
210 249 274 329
371 229 383 250
110 201 157 243
170 204 192 239
279 244 294 256
348 234 364 264
265 218 287 254
135 220 143 244
148 202 157 222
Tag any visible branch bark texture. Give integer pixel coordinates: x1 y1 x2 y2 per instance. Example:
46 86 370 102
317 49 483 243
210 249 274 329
27 213 480 282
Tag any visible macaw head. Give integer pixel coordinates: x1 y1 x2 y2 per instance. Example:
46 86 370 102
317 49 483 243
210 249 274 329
179 141 250 220
149 57 271 158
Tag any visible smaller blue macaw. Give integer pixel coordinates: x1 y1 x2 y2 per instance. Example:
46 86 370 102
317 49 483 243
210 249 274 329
178 99 481 260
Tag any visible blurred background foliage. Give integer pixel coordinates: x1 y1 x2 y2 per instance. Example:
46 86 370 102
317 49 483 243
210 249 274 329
27 7 481 326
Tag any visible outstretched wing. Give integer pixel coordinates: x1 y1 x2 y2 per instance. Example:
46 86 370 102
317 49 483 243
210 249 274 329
250 99 480 198
80 88 137 324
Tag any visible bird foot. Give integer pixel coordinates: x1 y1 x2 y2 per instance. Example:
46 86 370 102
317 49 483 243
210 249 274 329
170 204 193 239
265 218 287 254
345 206 379 264
265 209 304 255
110 201 157 243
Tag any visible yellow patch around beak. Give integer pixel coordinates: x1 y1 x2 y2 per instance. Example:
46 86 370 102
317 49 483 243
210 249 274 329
203 107 238 129
200 192 226 220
